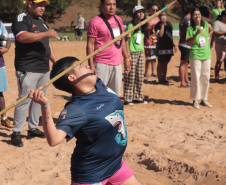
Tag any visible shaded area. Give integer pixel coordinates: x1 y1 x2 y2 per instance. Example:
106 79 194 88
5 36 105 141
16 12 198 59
144 95 192 106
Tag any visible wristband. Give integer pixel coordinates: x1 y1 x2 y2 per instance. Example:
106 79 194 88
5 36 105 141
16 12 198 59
41 103 50 108
125 58 130 61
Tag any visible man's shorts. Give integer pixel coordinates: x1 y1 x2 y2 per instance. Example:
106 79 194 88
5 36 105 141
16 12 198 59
158 55 172 64
75 29 84 37
215 42 226 61
71 160 134 185
179 46 190 61
145 48 156 60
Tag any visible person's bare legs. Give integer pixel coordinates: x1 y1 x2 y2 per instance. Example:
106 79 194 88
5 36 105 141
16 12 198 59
180 60 190 87
80 36 83 41
157 63 164 83
162 60 170 83
121 174 142 185
215 60 222 81
0 94 6 119
151 59 157 76
144 49 157 77
75 35 78 41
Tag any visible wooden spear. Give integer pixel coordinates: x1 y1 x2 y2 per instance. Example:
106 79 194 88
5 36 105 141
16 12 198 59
0 0 177 116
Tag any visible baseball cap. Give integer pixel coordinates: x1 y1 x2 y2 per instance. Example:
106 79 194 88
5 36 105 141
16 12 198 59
133 5 146 14
24 0 49 4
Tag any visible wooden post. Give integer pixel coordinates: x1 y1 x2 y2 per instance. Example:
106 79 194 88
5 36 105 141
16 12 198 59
137 0 141 5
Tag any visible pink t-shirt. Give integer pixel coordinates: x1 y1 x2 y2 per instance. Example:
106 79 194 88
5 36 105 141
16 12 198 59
87 14 124 65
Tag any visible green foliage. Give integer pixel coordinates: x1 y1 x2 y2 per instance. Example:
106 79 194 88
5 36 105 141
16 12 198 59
192 0 225 11
116 0 171 17
0 0 74 23
0 0 26 22
43 0 74 23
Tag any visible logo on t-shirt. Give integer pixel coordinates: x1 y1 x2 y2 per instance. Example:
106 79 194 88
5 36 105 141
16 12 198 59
105 110 127 146
33 24 37 27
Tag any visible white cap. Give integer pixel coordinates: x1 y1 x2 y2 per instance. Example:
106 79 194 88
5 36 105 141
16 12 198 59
133 5 145 14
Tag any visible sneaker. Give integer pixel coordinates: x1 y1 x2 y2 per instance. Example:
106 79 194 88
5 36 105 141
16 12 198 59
27 128 45 139
133 100 148 104
193 101 200 109
1 118 13 128
124 102 133 106
11 132 23 147
201 100 213 108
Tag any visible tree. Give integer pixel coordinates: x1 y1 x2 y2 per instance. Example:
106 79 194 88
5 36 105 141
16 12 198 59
43 0 75 23
116 0 172 17
0 0 26 22
192 0 225 12
0 0 75 23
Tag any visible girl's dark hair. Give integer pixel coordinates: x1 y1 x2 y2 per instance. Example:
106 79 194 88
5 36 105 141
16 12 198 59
190 7 205 31
50 57 79 93
146 2 158 10
130 10 147 34
182 1 194 17
217 10 226 21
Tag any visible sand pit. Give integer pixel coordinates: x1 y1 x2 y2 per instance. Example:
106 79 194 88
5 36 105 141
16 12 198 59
1 40 226 185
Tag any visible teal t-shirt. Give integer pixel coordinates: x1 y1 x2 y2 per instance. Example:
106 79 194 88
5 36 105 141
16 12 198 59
186 21 211 60
211 8 225 24
125 23 144 53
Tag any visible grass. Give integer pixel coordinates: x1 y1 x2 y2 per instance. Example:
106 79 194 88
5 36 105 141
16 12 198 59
50 30 87 42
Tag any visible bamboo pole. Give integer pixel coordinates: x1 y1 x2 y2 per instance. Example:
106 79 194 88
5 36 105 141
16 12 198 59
0 0 177 116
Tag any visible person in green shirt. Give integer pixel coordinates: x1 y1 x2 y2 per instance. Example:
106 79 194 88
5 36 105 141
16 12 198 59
209 0 225 48
186 7 213 109
124 5 147 105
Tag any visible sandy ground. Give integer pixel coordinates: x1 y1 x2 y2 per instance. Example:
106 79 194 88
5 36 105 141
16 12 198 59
1 40 226 185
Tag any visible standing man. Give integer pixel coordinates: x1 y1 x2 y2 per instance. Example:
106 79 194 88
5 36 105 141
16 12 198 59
11 0 58 147
87 0 131 96
75 13 85 41
0 21 12 128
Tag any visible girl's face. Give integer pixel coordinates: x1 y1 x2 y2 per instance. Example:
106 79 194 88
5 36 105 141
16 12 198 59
159 12 167 21
136 9 145 20
192 10 201 24
221 15 226 23
149 5 158 15
216 1 222 8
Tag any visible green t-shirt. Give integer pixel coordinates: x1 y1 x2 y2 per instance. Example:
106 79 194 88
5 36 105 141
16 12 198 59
125 23 144 53
211 8 225 24
186 21 211 60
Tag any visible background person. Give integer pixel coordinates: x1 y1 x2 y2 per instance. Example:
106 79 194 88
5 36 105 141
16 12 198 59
11 0 58 147
124 5 148 105
155 11 177 84
209 0 225 49
0 21 12 128
178 2 193 87
75 13 85 41
29 56 142 185
213 10 226 82
186 8 213 109
87 0 131 96
144 3 159 78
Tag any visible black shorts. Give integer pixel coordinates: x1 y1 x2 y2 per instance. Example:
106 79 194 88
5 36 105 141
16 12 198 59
179 46 190 61
158 55 172 64
75 29 84 37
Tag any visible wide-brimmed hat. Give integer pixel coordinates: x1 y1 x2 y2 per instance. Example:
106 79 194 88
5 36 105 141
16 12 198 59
24 0 49 4
133 5 146 14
